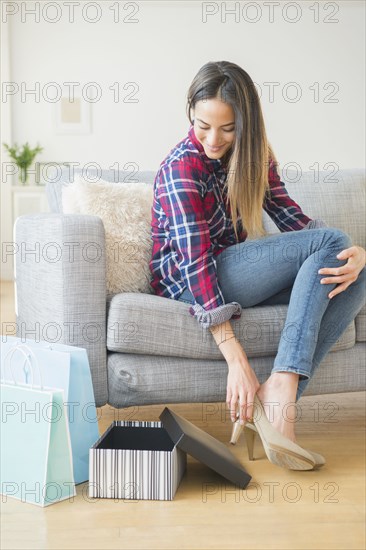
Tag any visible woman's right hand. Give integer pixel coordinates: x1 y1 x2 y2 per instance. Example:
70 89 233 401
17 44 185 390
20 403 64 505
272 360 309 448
226 358 261 425
209 319 260 424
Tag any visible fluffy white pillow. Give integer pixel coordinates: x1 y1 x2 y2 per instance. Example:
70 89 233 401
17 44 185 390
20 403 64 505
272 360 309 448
61 174 154 296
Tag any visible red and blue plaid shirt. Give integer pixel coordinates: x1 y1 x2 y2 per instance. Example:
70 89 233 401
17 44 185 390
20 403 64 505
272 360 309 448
149 124 316 328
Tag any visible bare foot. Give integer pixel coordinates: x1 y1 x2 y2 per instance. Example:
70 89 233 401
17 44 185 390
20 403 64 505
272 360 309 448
256 372 300 443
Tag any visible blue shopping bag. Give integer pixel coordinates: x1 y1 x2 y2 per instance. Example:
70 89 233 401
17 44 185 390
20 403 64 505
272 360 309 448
0 337 100 484
0 344 76 506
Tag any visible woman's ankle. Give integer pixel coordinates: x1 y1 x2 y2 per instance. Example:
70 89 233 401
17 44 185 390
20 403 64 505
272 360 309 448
268 371 300 389
257 373 300 440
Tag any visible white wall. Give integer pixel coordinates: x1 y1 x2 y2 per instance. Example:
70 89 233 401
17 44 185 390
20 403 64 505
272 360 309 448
1 0 365 279
4 0 366 169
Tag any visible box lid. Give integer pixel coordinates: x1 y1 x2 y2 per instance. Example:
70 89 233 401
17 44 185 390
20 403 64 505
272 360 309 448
159 407 251 489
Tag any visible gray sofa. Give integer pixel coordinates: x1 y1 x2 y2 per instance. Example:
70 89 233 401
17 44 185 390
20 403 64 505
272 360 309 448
14 167 365 408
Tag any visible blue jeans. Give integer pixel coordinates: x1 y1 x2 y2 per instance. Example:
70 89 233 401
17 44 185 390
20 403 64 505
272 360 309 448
177 228 366 402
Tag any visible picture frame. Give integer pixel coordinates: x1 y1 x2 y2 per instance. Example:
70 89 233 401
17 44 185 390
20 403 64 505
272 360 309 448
54 94 91 135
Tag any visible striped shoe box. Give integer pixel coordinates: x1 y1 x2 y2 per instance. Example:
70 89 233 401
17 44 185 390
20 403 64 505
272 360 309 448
88 420 187 501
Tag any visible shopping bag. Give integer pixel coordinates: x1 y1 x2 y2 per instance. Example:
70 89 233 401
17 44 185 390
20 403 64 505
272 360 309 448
0 337 100 484
0 344 76 506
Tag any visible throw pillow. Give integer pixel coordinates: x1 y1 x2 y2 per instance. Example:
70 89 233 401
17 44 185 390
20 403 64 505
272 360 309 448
61 174 154 296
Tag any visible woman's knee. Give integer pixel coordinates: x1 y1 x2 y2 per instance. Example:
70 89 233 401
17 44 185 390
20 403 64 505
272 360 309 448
323 227 353 250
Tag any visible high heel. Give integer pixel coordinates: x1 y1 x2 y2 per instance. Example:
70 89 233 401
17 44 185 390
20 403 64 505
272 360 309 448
230 406 325 470
229 419 244 445
244 425 256 461
229 420 256 460
251 395 316 470
245 421 325 468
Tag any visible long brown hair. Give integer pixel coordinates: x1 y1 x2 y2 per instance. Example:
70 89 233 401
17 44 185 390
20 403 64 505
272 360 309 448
186 61 278 240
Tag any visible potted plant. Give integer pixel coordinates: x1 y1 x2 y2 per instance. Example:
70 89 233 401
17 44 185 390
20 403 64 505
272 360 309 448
3 142 43 185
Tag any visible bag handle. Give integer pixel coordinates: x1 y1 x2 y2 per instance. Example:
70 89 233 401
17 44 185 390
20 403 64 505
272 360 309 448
2 343 44 390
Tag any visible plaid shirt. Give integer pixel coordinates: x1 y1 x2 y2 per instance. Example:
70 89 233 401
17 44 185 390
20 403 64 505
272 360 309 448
149 124 323 328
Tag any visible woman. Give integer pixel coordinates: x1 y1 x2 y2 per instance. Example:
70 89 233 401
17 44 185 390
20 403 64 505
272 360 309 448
149 61 366 470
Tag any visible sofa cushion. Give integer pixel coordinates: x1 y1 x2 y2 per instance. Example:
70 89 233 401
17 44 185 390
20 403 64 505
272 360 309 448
106 293 356 359
47 167 365 250
61 174 154 296
107 343 366 408
47 166 365 251
46 167 157 214
262 168 365 248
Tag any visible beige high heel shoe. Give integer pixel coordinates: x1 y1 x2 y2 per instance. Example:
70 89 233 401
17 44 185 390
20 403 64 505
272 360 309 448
241 423 325 469
229 395 320 470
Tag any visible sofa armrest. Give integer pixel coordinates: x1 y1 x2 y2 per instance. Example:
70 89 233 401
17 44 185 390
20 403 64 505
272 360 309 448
13 213 108 407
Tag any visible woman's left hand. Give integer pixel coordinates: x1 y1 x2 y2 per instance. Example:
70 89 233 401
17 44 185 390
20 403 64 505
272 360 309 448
318 245 366 299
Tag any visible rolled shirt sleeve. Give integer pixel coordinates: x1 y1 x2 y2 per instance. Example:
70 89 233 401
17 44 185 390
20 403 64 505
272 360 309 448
157 161 242 328
303 219 328 229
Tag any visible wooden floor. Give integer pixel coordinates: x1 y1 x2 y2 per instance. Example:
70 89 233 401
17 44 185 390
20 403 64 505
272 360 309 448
1 280 365 550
